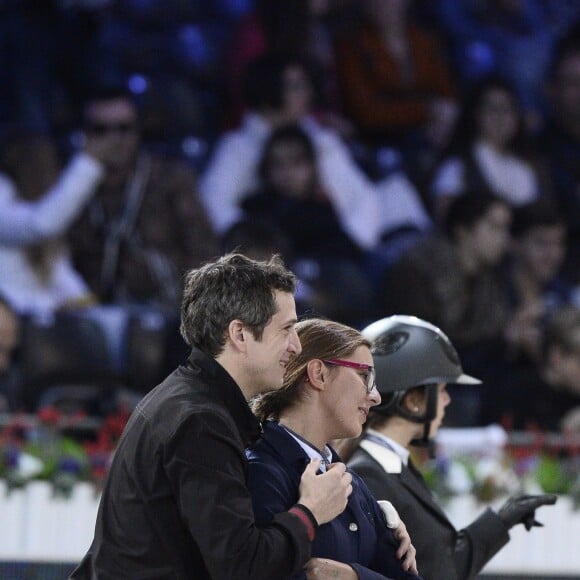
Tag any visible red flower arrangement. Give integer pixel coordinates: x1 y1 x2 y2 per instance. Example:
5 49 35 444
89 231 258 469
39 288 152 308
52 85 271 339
0 406 130 496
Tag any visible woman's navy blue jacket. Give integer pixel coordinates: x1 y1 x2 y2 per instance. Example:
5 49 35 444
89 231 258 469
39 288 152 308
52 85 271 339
246 421 422 580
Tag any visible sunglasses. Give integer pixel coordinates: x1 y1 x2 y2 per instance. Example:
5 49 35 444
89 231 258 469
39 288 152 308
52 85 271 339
85 121 137 136
322 359 376 394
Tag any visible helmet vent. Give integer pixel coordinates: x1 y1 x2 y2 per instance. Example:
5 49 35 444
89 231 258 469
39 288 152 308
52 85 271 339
376 331 409 355
437 335 460 364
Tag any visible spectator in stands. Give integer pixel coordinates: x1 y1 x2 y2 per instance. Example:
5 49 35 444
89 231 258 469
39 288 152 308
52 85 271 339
68 85 218 308
0 0 111 133
430 76 542 224
221 217 292 264
0 131 95 314
381 192 512 425
0 296 20 412
201 52 431 260
334 0 458 171
435 0 558 130
541 37 580 285
240 124 376 325
224 0 351 129
0 125 107 245
502 200 577 364
484 305 580 432
478 201 577 427
201 52 382 246
220 218 322 319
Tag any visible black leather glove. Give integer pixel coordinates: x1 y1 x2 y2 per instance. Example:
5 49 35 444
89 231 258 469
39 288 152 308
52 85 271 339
497 494 558 531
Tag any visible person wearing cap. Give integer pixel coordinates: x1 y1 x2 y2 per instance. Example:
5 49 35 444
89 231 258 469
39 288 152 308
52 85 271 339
341 315 557 580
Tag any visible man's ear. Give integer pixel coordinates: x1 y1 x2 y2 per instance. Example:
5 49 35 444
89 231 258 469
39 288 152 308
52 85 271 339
227 320 247 352
306 359 327 391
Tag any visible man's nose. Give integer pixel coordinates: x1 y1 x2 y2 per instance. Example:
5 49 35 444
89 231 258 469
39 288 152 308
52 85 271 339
289 328 302 355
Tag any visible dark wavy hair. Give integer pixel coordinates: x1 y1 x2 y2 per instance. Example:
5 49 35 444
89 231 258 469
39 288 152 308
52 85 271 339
443 190 508 241
180 253 296 357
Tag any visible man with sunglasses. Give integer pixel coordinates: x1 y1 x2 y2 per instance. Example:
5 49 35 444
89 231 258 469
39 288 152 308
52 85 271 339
67 85 217 308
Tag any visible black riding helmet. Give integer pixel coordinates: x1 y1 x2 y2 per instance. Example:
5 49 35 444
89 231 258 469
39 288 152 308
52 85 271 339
362 315 481 444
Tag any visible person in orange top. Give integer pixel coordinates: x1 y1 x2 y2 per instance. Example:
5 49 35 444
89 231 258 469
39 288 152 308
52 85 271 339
335 0 457 161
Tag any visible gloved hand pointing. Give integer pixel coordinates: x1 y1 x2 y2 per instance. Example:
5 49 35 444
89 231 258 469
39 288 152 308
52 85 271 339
497 494 558 531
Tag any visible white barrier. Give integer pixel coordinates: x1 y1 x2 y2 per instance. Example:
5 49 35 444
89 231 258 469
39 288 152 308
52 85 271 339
0 481 579 575
0 481 98 562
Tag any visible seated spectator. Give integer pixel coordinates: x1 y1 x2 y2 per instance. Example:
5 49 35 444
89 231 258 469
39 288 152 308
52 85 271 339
221 217 292 264
0 131 95 314
483 305 580 432
541 37 580 285
435 0 557 129
220 218 318 316
239 124 377 325
0 0 110 133
430 76 542 224
502 200 577 364
201 51 431 259
381 192 513 425
334 0 458 172
0 126 105 245
248 317 420 579
478 200 577 426
0 296 20 412
201 52 382 248
68 85 218 308
224 0 351 129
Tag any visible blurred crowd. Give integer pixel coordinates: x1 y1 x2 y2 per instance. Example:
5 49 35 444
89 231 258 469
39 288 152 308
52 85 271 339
1 0 580 435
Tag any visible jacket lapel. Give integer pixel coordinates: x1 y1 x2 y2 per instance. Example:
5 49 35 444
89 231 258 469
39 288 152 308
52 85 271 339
400 461 451 524
360 440 452 526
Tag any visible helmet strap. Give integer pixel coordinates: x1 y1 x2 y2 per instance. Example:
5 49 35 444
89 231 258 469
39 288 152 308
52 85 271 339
406 384 438 449
372 384 439 456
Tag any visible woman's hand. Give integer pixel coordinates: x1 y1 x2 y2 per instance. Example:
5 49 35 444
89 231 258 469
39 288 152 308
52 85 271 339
378 500 418 575
392 519 418 575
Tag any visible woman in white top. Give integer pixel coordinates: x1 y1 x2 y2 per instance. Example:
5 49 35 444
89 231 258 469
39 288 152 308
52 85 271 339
430 76 542 224
0 132 98 314
0 128 105 246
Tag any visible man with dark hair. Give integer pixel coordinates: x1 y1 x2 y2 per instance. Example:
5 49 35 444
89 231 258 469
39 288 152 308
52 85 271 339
71 253 353 579
68 85 217 307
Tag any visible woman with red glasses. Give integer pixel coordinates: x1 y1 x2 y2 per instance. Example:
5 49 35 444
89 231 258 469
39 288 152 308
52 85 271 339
247 317 421 579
